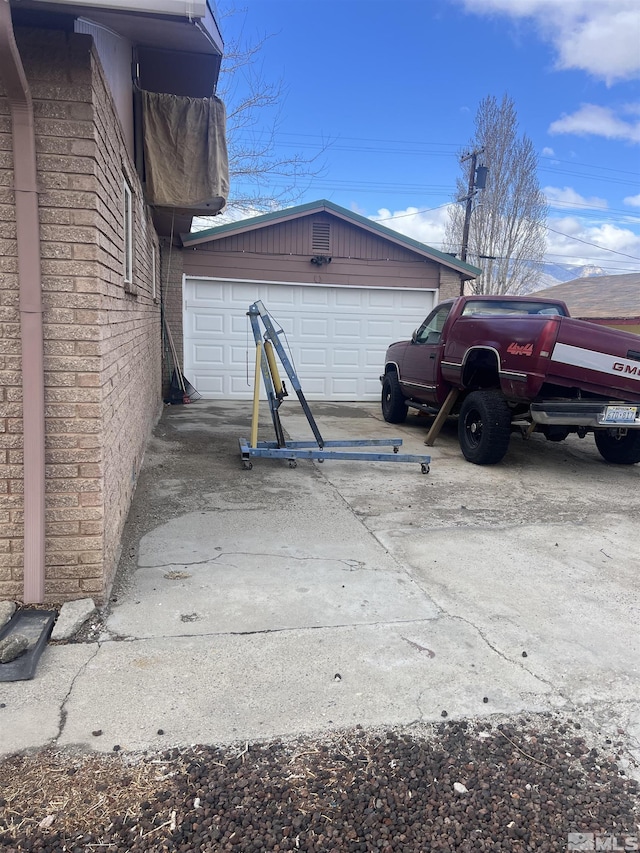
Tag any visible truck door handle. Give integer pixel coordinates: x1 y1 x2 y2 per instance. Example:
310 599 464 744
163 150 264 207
429 353 436 359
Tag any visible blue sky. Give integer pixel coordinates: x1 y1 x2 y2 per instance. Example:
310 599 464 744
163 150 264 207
216 0 640 275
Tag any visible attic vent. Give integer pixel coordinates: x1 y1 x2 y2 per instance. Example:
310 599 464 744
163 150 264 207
312 221 331 254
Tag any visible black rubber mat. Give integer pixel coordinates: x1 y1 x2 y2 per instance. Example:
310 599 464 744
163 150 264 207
0 610 56 682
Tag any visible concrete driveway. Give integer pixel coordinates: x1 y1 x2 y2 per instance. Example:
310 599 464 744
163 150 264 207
1 400 639 777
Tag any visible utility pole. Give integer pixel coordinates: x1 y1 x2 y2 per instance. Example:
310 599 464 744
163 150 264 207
458 147 486 294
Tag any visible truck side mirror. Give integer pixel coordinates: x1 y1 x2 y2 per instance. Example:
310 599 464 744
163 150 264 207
411 329 418 343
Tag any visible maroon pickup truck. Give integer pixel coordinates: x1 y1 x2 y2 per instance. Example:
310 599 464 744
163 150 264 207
381 295 640 465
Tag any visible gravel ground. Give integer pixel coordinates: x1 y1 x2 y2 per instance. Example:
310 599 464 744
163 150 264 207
1 715 638 852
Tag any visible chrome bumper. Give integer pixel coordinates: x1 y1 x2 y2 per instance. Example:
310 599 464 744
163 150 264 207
530 401 640 428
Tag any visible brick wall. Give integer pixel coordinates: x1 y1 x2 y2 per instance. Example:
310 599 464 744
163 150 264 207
160 238 184 399
0 28 162 604
439 267 466 301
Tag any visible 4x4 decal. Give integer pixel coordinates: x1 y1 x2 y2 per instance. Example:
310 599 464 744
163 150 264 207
507 342 534 356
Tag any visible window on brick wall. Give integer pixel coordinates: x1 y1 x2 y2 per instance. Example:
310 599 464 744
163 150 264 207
152 239 159 302
123 175 133 287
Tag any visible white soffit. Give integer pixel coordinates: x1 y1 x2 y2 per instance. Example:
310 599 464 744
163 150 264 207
32 0 208 17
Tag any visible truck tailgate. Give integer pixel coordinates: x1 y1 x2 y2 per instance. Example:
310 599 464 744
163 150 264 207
549 317 640 402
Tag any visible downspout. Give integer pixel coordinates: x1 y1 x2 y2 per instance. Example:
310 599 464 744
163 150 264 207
0 0 46 603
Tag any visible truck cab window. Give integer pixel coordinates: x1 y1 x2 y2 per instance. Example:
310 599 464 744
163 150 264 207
415 304 452 344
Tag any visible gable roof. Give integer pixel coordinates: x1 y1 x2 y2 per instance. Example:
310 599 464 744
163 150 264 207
535 272 640 319
182 199 482 279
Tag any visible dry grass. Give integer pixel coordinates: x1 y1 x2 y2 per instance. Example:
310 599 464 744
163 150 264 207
0 749 176 841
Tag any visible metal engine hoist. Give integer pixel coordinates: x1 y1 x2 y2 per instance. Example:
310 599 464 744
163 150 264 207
238 301 431 474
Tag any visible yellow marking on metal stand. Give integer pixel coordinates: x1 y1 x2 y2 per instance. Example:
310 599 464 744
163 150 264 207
250 341 262 448
264 340 283 396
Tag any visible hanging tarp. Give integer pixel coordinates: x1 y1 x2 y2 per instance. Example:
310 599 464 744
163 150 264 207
141 90 229 214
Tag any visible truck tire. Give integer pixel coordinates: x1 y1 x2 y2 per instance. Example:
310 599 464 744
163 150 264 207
594 429 640 464
381 371 407 423
458 390 511 465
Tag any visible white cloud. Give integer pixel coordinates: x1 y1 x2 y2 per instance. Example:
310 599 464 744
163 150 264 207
549 103 640 143
544 186 608 210
369 204 640 272
369 205 454 248
541 147 555 157
192 206 266 230
460 0 640 84
624 193 640 208
546 215 640 268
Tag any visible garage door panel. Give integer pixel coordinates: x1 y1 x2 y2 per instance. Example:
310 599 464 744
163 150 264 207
299 376 327 396
334 319 361 338
298 348 328 366
367 290 399 308
398 291 432 310
365 376 384 396
184 279 434 401
333 348 360 367
365 347 387 367
330 377 360 396
301 289 329 307
192 344 224 367
276 316 295 335
193 373 225 394
365 319 396 339
229 345 251 366
335 289 363 307
230 375 253 394
300 317 329 337
191 282 224 304
263 286 296 305
229 283 262 303
192 314 224 334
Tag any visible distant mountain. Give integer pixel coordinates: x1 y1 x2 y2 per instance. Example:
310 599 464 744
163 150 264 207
527 263 608 293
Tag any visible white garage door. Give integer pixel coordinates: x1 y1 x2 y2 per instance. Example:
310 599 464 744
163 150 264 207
183 278 435 401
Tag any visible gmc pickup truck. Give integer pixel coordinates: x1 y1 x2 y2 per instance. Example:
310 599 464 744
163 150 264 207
381 294 640 465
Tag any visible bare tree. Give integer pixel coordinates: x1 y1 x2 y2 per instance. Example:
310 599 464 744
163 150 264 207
445 95 547 295
205 6 327 221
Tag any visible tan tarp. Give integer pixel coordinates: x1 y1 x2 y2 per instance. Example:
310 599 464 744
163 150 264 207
141 90 229 214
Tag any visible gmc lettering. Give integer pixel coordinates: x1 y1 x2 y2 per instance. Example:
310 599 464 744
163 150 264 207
613 363 640 375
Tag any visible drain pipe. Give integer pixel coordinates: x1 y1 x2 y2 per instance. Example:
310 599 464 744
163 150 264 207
0 0 46 603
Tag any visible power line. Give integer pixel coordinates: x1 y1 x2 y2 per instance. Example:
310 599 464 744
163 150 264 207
374 203 452 222
232 131 640 183
543 224 640 261
540 155 640 179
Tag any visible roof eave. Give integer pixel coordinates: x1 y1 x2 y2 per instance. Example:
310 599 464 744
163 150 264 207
182 200 481 279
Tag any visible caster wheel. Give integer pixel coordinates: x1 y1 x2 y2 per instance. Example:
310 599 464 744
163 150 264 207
393 446 399 453
421 463 429 474
243 461 253 470
288 459 297 468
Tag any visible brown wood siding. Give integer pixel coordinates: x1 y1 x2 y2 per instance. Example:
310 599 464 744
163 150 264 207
183 213 440 289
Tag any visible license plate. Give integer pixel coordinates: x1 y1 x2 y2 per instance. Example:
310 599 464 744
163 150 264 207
602 405 638 424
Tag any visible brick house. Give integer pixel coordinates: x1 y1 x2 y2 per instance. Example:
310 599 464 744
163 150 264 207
0 1 228 605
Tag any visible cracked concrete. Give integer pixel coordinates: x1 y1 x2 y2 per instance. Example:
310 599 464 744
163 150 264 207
1 401 639 778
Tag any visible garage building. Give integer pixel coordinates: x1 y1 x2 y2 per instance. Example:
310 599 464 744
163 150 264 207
176 200 480 401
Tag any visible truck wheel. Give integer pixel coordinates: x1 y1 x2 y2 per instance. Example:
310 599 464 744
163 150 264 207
381 372 407 423
594 429 640 464
458 390 511 465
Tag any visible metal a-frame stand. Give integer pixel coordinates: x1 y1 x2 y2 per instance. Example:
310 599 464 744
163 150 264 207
239 301 431 473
